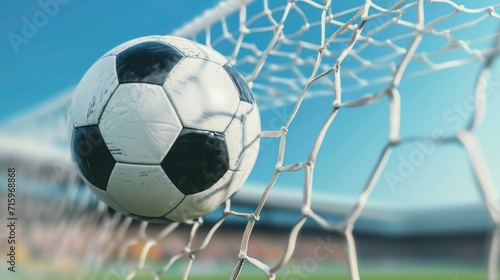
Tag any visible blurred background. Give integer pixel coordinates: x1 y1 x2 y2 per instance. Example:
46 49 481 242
1 0 500 279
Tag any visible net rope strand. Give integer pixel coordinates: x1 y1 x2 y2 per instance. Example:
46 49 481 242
10 0 500 279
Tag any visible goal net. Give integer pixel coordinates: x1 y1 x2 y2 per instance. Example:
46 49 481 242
1 0 500 279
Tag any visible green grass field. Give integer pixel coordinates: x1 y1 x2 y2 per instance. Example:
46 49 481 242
27 271 487 280
105 267 487 280
26 269 487 280
32 274 483 280
123 273 486 280
11 261 489 280
126 263 488 280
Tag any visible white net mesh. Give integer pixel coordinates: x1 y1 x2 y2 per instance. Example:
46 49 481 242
2 0 500 279
171 1 500 278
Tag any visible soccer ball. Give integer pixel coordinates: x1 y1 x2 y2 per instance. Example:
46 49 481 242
67 36 260 222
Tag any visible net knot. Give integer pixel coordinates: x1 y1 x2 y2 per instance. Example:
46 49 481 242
238 253 247 260
389 137 401 146
250 213 260 221
302 207 314 217
487 6 495 15
414 24 425 34
240 25 250 35
281 126 288 134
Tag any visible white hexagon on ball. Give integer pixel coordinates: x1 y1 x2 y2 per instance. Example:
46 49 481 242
163 57 241 133
99 83 182 164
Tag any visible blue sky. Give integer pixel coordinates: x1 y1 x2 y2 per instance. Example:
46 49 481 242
1 0 500 231
0 1 208 119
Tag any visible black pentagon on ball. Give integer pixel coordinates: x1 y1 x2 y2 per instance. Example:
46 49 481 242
223 63 254 104
161 128 229 195
71 125 116 191
116 41 184 85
